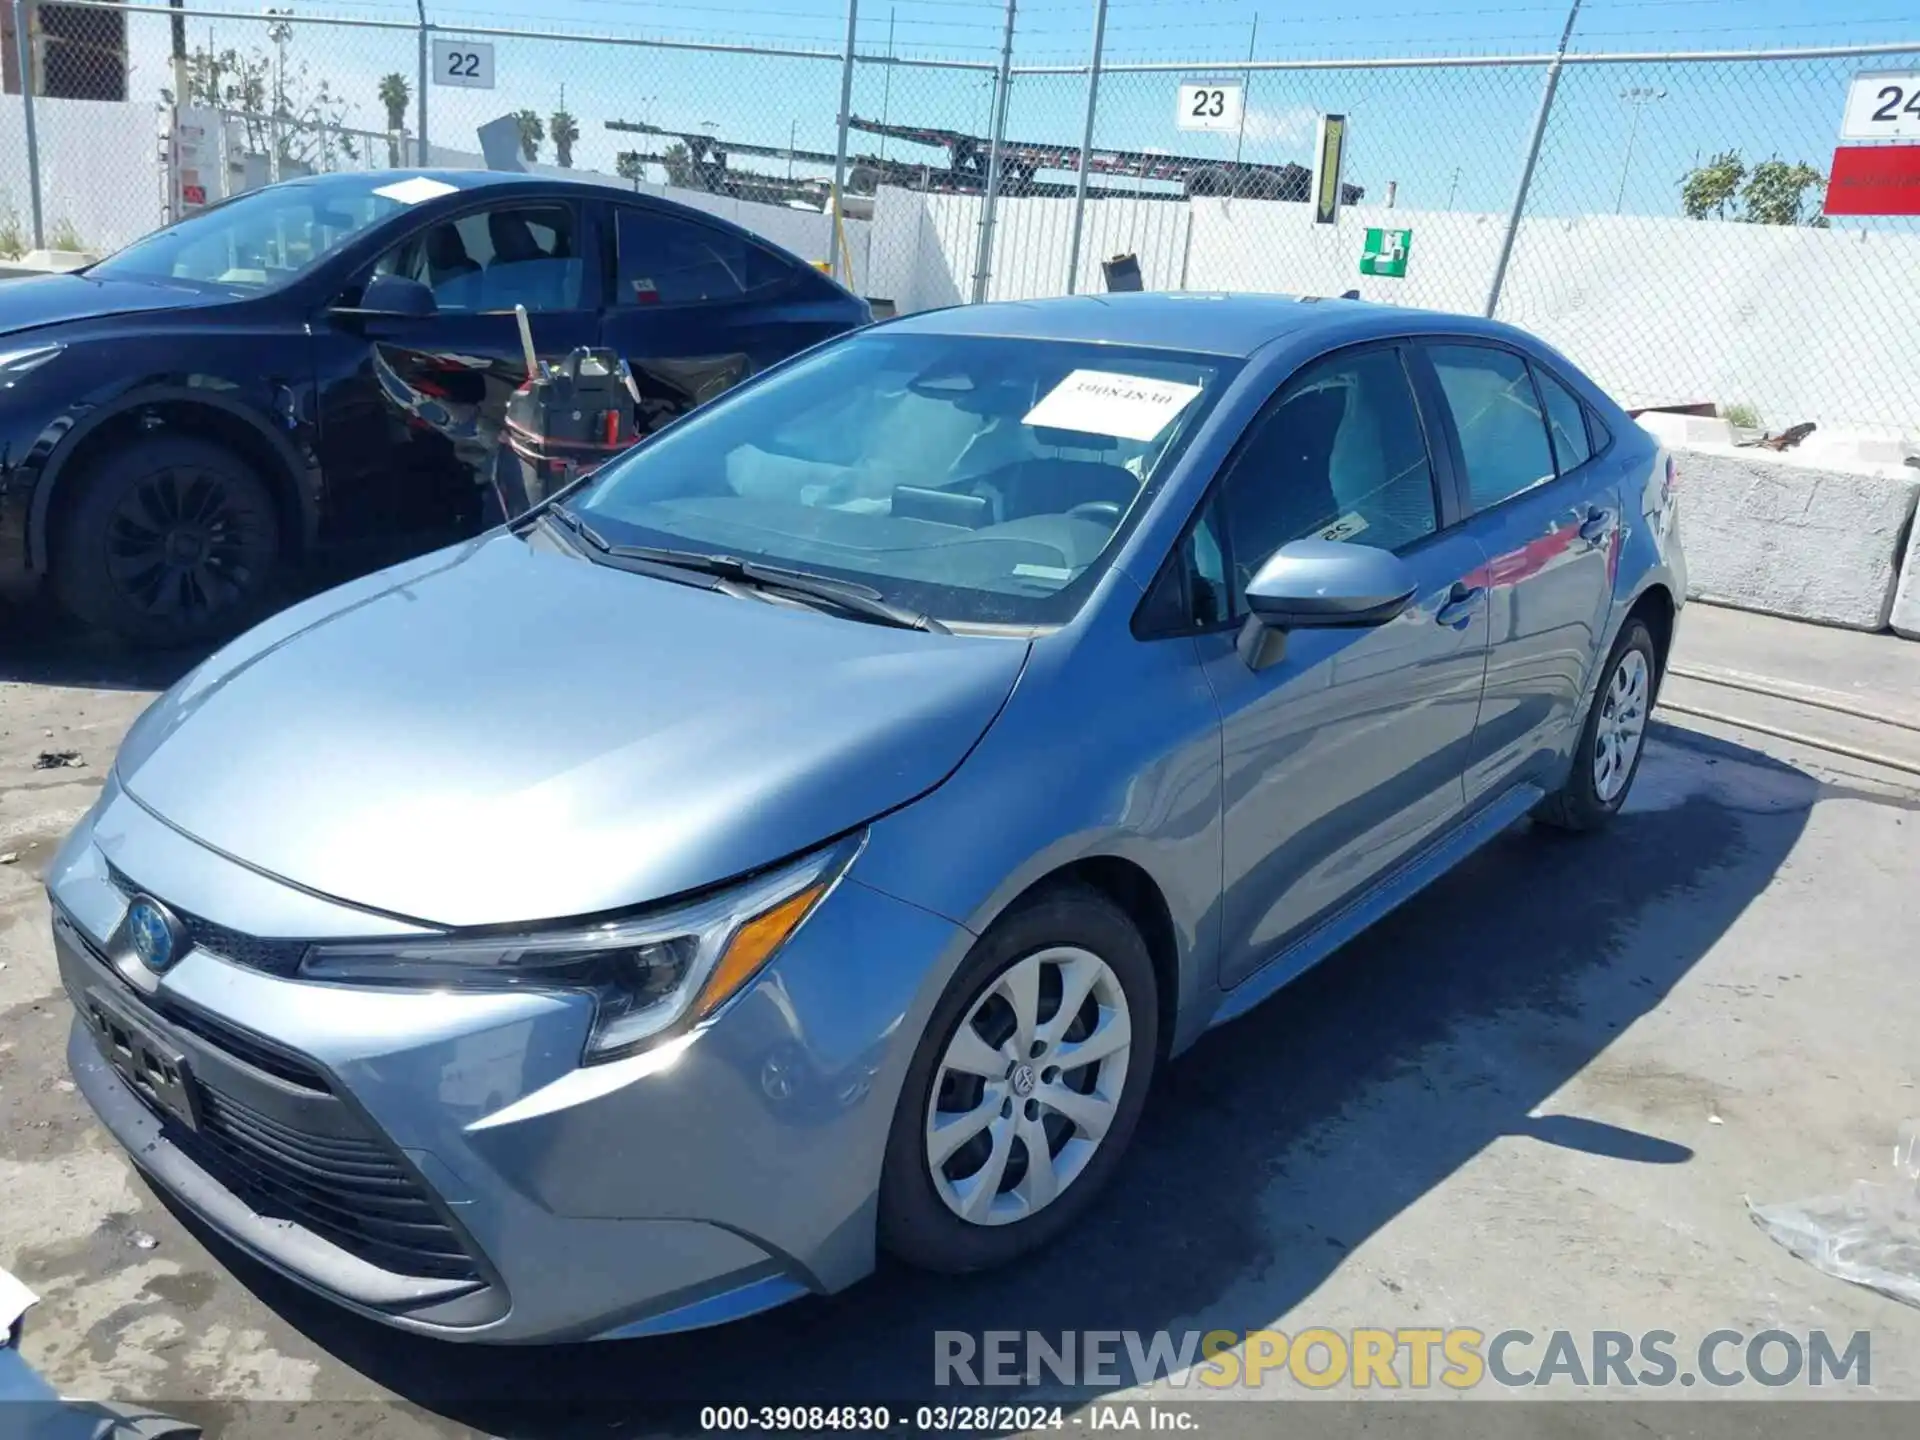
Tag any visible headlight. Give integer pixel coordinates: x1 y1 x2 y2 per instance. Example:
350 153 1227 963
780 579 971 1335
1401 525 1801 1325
300 835 861 1063
0 343 65 384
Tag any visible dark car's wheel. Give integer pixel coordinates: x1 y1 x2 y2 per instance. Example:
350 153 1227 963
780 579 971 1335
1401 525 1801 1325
879 886 1158 1273
1536 617 1658 832
52 436 281 648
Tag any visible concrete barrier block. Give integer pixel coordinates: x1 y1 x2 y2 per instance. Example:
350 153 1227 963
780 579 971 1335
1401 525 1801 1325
1668 444 1919 632
1894 523 1920 641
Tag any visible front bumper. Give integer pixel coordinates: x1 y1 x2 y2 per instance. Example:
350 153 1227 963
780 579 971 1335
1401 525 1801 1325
52 777 968 1342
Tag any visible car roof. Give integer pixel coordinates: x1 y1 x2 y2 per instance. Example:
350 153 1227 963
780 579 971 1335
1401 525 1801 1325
882 291 1538 361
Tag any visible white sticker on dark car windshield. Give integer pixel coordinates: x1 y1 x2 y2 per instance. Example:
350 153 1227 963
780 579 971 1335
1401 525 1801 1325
1022 370 1204 443
373 176 460 205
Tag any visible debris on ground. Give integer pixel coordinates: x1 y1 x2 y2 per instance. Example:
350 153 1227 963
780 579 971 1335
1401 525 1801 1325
1759 421 1816 451
1749 1122 1920 1310
127 1232 159 1252
32 751 83 769
0 853 17 866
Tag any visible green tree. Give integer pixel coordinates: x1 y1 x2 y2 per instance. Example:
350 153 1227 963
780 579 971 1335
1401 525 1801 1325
1680 150 1744 220
615 151 645 185
1680 149 1827 226
551 108 579 169
661 141 695 188
377 73 410 132
377 73 410 165
514 109 545 164
164 42 356 172
1743 157 1826 227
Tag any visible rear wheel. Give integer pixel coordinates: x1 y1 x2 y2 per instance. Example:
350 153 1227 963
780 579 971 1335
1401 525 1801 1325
1536 618 1657 832
879 886 1158 1273
52 436 281 647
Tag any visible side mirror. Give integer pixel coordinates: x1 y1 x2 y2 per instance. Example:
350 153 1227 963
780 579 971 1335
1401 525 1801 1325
1237 538 1419 669
332 273 438 320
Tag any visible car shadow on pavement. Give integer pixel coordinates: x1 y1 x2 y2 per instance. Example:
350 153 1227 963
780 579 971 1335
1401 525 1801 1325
157 722 1820 1437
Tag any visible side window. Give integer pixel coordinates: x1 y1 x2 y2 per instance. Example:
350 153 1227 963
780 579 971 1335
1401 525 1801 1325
1427 344 1556 512
615 209 792 307
1534 367 1592 474
378 205 582 312
1216 347 1439 607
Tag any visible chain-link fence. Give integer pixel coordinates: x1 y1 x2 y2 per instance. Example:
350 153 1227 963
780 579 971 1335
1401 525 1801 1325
4 1 1916 432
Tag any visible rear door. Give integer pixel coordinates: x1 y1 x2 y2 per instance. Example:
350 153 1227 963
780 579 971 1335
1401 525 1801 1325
598 203 857 436
312 197 601 546
1418 341 1622 804
1190 343 1492 989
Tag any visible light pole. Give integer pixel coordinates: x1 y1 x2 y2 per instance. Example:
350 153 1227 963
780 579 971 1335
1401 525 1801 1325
1615 85 1666 214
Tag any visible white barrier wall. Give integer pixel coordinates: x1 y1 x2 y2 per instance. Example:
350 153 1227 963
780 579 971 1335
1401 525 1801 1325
865 186 1190 313
0 98 165 254
868 189 1920 436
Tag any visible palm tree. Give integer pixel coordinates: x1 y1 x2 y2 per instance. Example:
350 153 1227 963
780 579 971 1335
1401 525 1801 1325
377 72 410 133
615 151 644 189
377 72 409 165
513 109 544 164
551 108 579 169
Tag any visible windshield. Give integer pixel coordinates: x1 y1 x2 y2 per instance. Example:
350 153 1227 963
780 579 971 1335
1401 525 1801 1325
89 174 424 293
565 332 1234 627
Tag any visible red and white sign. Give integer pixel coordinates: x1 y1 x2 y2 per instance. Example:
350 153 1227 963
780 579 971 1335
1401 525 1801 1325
1824 144 1920 216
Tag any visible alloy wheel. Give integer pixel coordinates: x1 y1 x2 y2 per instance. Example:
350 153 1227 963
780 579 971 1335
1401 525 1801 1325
1593 648 1650 803
924 945 1132 1227
105 465 269 625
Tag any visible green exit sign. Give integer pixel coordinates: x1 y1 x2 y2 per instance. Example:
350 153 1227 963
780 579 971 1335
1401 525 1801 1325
1360 227 1411 278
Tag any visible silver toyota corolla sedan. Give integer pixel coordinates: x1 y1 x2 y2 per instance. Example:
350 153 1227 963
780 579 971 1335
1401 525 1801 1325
50 293 1683 1343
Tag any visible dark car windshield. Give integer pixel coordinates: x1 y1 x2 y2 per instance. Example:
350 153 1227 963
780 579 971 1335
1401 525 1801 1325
88 173 440 293
565 332 1234 627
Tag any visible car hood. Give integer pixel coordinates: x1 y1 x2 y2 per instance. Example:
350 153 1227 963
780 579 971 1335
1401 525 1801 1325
0 271 209 339
115 531 1029 928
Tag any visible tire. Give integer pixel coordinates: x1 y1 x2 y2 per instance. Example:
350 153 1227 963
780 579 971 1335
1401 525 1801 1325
879 885 1159 1273
52 436 281 648
1535 618 1658 832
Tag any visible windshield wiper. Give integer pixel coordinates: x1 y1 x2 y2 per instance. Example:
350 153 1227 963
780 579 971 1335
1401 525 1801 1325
594 542 950 635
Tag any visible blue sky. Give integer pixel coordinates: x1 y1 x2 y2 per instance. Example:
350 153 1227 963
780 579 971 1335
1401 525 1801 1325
130 0 1920 219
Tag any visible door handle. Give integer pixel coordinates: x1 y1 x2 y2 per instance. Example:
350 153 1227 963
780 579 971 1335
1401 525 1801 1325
1436 583 1485 629
1579 507 1615 546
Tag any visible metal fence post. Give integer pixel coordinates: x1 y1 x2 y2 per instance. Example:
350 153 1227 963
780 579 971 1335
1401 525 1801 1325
971 0 1018 303
1063 0 1107 296
415 0 431 165
830 0 858 283
13 0 45 251
1484 0 1583 317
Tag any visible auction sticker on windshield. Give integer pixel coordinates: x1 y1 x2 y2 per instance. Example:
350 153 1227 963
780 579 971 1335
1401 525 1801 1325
1023 370 1204 443
373 176 461 206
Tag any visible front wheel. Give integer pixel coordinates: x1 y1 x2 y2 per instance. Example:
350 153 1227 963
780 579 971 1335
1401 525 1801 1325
1536 618 1658 832
879 887 1158 1273
52 435 281 648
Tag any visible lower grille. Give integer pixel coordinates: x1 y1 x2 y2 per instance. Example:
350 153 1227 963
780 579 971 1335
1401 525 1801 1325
170 1085 481 1283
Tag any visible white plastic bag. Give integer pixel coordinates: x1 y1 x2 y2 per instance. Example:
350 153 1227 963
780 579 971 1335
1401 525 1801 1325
1748 1121 1920 1309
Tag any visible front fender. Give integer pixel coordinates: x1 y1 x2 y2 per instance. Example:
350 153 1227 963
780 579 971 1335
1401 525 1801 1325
23 365 319 575
853 607 1226 1056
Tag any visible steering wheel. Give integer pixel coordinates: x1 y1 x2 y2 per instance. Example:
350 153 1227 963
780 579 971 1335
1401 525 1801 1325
1066 500 1124 526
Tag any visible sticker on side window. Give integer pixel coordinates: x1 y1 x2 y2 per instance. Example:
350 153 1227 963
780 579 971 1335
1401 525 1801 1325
1022 370 1204 443
373 176 460 205
1319 512 1369 542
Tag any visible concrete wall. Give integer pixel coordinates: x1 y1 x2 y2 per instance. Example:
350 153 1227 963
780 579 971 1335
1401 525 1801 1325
1637 416 1920 634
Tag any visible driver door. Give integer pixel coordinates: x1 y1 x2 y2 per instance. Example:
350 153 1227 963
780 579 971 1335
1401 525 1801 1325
1193 344 1493 988
311 198 602 551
